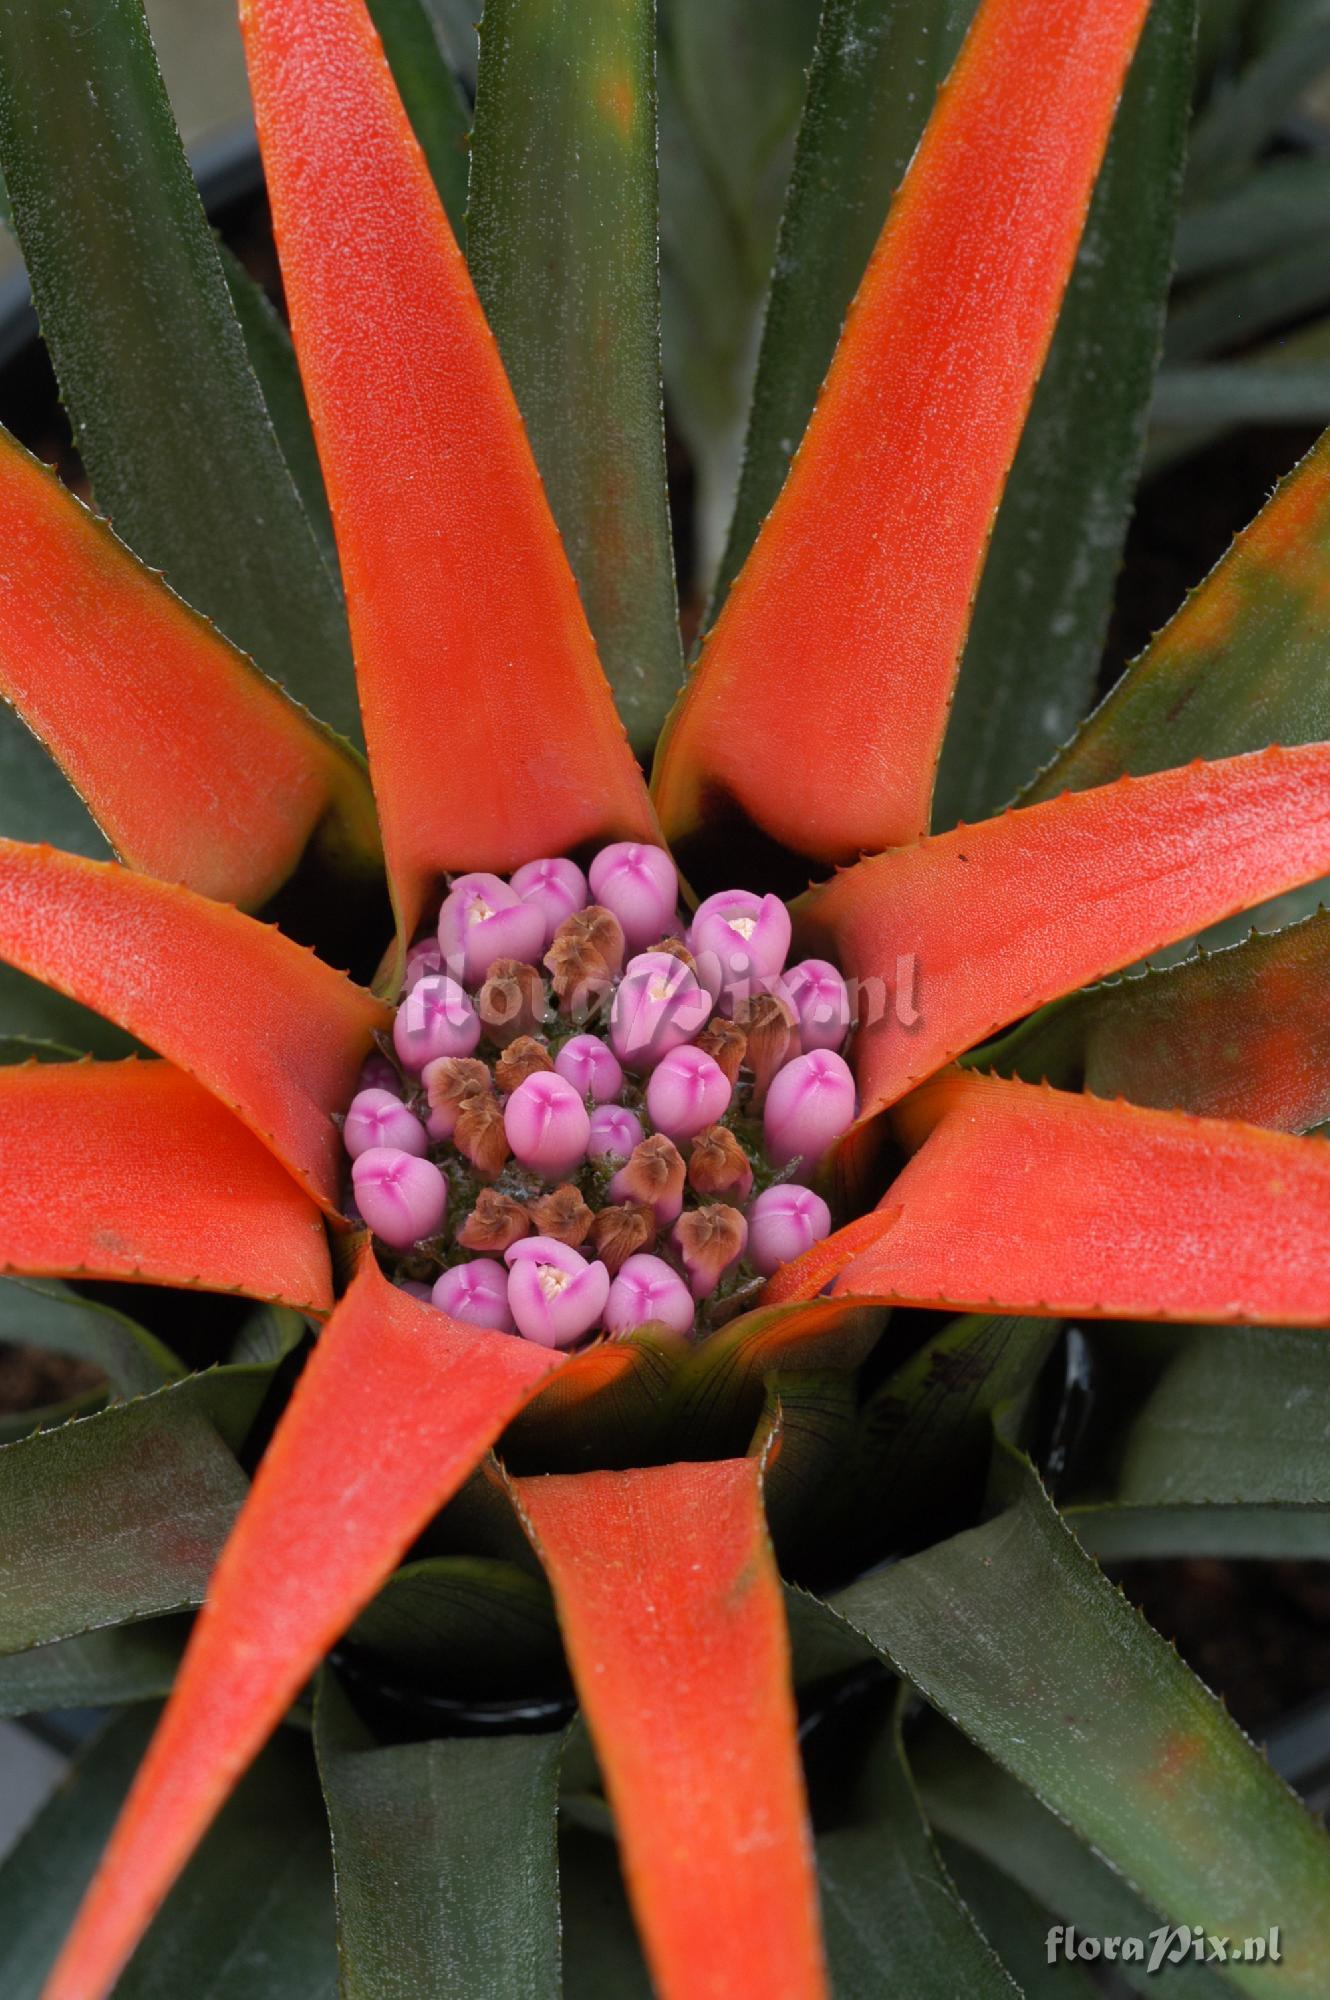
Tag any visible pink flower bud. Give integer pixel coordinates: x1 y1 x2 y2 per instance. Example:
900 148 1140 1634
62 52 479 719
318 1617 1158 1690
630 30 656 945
350 1147 447 1249
669 1204 748 1299
689 890 791 984
393 974 481 1072
510 856 589 947
432 1257 516 1333
588 843 678 951
609 951 711 1071
438 872 545 985
403 939 444 993
504 1236 610 1348
397 1278 434 1302
604 1252 695 1337
554 1033 625 1104
747 1185 832 1276
343 1088 428 1160
763 1049 857 1169
783 959 852 1054
645 1045 731 1143
503 1072 592 1181
587 1104 645 1162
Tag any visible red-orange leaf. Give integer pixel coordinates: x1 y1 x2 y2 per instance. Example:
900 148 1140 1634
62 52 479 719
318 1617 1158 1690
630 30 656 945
239 0 657 948
795 746 1330 1121
42 1253 563 2000
513 1459 826 2000
0 430 379 912
794 1071 1330 1325
652 0 1151 879
0 1060 331 1310
0 841 388 1211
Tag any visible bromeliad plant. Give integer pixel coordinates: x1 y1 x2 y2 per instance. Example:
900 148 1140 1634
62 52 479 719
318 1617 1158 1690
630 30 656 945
7 0 1330 1993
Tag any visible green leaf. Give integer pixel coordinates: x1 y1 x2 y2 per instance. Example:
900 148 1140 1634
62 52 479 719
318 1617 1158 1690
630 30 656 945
934 0 1196 825
657 0 821 585
0 1712 337 2000
0 1708 156 1998
0 711 106 860
367 0 470 240
0 1333 300 1663
1186 6 1330 192
916 1720 1236 1999
1153 360 1330 427
0 1037 80 1064
0 965 138 1058
711 0 974 613
0 1277 182 1399
808 1682 1018 1997
0 1616 185 1719
0 0 360 741
847 1315 1061 1553
936 1840 1100 1997
984 908 1330 1132
1175 156 1330 278
0 1391 245 1656
315 1670 563 2000
1028 416 1330 800
469 0 681 755
1165 235 1330 364
822 1437 1330 1995
559 1826 653 2000
1067 1324 1330 1561
756 1370 860 1568
218 246 337 575
344 1555 564 1696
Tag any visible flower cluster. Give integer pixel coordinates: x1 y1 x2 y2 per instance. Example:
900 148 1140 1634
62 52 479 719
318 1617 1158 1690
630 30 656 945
340 845 857 1348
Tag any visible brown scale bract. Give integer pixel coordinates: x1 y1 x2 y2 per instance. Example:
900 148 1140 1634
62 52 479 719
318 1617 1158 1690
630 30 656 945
477 958 548 1047
735 991 798 1106
615 1133 686 1216
454 1092 510 1178
494 1035 555 1094
695 1016 747 1086
588 1202 656 1275
671 1203 747 1296
545 904 625 1010
528 1183 594 1247
458 1187 531 1253
424 1056 490 1120
688 1123 754 1200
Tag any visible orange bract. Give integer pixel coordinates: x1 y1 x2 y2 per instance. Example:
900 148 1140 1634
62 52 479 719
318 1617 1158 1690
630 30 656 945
40 1254 562 2000
0 430 378 911
796 745 1330 1120
0 1060 332 1310
239 0 657 951
653 0 1152 872
0 841 388 1211
830 1071 1330 1324
514 1459 826 2000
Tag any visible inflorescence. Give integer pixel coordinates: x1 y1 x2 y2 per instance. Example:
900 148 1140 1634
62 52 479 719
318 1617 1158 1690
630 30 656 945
340 844 857 1349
